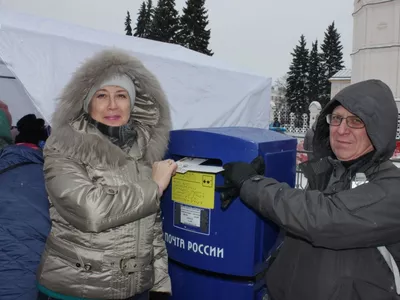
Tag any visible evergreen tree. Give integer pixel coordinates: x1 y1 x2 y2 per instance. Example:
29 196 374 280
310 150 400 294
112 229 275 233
272 75 288 123
124 11 133 36
143 0 154 37
320 21 344 107
285 35 310 124
308 40 323 105
178 0 213 56
134 2 147 37
148 0 180 43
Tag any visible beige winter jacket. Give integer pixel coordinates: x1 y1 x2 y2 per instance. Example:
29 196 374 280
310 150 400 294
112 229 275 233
36 49 172 299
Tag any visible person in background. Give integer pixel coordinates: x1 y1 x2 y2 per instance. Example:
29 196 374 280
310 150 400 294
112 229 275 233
15 114 49 148
303 113 319 161
271 118 281 128
0 100 12 148
0 100 12 126
0 112 51 300
222 79 400 300
10 125 19 142
37 49 176 300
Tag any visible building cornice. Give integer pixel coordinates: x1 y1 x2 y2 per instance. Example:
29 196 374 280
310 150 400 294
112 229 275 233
352 43 400 55
353 0 394 15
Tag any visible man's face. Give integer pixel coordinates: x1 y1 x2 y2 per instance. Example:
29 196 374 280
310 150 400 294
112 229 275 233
329 105 374 161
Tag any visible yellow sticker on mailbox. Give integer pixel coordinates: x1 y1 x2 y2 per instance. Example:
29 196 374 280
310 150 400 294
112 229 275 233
172 171 215 209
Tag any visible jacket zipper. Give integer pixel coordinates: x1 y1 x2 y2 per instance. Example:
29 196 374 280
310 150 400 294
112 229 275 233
135 215 141 293
134 158 142 294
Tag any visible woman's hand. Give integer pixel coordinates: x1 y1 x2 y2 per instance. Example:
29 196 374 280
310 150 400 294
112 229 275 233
152 159 178 196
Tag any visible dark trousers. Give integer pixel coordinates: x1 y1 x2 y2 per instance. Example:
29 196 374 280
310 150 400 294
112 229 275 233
37 291 149 300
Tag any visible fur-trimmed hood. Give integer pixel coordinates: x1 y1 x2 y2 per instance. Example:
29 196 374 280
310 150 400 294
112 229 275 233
46 48 171 167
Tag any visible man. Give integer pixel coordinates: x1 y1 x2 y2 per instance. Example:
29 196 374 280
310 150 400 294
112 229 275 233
222 79 400 300
0 112 51 300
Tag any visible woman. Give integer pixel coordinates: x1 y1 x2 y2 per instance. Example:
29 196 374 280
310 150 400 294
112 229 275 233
0 113 51 300
36 49 177 300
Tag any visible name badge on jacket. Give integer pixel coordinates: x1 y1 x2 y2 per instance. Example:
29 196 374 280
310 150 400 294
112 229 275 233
351 172 368 189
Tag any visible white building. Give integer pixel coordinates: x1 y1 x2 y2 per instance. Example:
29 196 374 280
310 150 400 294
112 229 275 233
271 86 285 105
329 69 351 98
352 0 400 111
330 0 400 111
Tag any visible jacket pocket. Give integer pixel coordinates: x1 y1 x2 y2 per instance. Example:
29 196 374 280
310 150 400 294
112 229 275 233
328 277 397 300
45 245 82 271
46 235 104 272
37 245 84 293
338 182 386 212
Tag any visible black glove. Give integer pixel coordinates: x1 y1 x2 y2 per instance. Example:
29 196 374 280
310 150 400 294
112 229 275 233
149 292 170 300
216 156 265 210
215 184 240 210
223 156 265 189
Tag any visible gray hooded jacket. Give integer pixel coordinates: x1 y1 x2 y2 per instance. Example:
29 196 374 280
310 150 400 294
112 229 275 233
241 79 400 300
36 49 172 299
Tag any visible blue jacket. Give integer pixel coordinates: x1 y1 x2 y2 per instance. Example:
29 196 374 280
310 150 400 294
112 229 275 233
0 145 51 300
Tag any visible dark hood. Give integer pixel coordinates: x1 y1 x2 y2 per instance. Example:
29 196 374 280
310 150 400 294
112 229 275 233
313 79 398 162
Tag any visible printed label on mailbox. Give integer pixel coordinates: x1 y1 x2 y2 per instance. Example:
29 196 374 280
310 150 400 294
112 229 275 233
181 205 201 227
173 203 210 235
172 171 215 209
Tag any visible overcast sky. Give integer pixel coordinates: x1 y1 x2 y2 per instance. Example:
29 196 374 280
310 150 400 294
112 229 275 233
0 0 354 82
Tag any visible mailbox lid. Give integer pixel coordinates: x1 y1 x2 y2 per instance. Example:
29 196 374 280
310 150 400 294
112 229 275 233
169 127 296 165
172 127 295 144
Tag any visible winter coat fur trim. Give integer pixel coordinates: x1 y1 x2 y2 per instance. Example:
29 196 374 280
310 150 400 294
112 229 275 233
47 48 171 167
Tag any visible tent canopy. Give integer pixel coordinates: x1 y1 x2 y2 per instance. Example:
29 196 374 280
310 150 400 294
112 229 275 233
0 9 271 128
0 60 42 124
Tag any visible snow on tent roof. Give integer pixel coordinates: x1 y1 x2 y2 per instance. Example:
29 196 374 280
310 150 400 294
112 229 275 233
0 9 271 129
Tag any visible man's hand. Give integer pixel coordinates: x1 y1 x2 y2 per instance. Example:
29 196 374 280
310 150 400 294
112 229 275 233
222 156 265 189
217 156 265 210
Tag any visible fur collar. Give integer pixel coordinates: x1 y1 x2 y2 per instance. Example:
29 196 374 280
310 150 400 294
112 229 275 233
46 49 171 167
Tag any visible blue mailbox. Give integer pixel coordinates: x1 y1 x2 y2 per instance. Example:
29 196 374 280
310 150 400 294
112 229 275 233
161 127 297 299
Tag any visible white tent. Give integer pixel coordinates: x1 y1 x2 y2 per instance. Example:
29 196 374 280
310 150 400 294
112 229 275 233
0 9 271 128
0 61 42 124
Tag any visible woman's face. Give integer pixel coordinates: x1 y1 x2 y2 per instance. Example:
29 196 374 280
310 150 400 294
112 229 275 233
89 85 131 127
